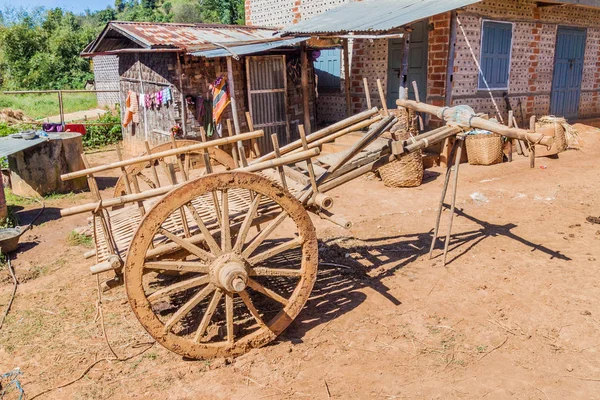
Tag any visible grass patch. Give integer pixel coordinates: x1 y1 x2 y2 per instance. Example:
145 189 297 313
67 231 93 248
0 93 98 120
4 188 83 207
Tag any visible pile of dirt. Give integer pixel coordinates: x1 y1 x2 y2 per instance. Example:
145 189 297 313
0 108 34 124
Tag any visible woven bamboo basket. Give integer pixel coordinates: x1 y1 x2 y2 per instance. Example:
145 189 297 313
377 110 424 188
465 133 504 166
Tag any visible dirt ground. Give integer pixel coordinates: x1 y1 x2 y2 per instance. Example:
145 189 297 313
1 125 600 399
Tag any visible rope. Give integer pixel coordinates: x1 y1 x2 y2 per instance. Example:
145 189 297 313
456 17 504 124
0 256 17 330
0 369 24 400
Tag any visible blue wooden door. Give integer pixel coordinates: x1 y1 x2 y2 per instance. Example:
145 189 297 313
314 48 341 90
551 27 586 120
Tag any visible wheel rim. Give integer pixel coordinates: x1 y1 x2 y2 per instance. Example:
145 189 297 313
125 172 318 359
113 141 236 197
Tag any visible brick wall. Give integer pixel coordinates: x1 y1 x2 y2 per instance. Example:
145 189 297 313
451 0 600 121
427 13 451 109
245 0 349 27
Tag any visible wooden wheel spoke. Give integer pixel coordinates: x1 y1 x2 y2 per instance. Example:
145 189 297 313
225 293 234 343
242 212 288 259
185 203 222 256
247 237 303 265
233 193 262 253
250 267 303 277
193 289 223 342
164 284 215 333
148 275 209 302
158 228 215 262
247 278 289 306
144 261 209 274
221 189 231 251
238 290 268 329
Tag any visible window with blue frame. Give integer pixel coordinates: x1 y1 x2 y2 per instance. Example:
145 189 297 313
479 21 513 90
313 48 341 91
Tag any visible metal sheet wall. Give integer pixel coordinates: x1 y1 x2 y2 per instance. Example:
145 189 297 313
246 55 290 154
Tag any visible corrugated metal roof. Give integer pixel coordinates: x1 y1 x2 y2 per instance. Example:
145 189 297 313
283 0 482 34
191 37 309 58
84 21 281 55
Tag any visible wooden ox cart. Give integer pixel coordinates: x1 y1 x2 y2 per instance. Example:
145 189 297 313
59 100 554 359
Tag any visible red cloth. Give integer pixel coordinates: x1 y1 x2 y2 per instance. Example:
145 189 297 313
65 124 86 135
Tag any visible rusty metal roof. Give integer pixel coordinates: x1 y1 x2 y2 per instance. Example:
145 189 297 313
83 21 281 56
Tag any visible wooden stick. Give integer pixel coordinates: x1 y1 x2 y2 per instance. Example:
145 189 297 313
363 77 372 109
442 136 465 266
429 140 459 259
144 141 160 187
411 80 424 131
396 99 553 146
114 143 133 195
170 134 188 181
377 79 389 116
251 108 379 164
61 130 264 181
343 39 352 118
270 134 288 190
226 120 240 168
298 125 319 195
301 42 314 132
245 111 261 158
199 128 222 226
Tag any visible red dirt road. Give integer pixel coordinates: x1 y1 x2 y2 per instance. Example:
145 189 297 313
1 125 600 399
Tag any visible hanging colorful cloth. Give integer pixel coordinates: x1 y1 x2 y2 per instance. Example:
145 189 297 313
123 91 139 127
212 76 230 125
163 88 172 104
145 93 152 110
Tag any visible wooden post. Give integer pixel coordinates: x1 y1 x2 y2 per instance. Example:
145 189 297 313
226 56 245 162
401 29 411 91
343 38 352 118
245 111 261 158
377 79 389 116
136 53 149 139
270 134 288 190
58 90 65 126
300 43 312 134
363 77 372 109
444 10 458 107
176 53 188 137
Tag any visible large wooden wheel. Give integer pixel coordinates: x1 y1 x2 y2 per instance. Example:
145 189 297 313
113 140 236 197
125 172 318 359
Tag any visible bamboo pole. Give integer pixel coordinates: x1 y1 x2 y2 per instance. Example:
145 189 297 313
245 111 261 158
363 77 372 109
61 130 263 181
251 107 379 164
396 99 553 146
270 134 288 190
60 148 321 217
377 79 389 116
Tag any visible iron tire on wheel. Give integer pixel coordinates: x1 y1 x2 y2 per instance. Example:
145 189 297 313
124 171 318 359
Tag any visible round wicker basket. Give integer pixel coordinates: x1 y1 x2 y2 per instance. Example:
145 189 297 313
377 110 424 188
465 133 504 166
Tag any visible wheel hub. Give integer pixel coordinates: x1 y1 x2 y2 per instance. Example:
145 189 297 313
211 253 248 293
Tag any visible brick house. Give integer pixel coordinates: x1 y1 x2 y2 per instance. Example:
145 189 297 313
246 0 600 126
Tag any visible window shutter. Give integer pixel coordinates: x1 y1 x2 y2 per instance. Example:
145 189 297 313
314 48 341 90
479 21 512 89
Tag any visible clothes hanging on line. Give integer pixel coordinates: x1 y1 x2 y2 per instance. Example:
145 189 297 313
123 91 139 127
212 76 230 125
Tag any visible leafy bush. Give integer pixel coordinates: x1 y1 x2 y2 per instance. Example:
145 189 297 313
83 110 122 150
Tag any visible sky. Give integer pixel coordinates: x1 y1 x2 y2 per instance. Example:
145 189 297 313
1 0 114 14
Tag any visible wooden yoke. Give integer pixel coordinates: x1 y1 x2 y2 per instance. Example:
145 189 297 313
396 99 554 146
